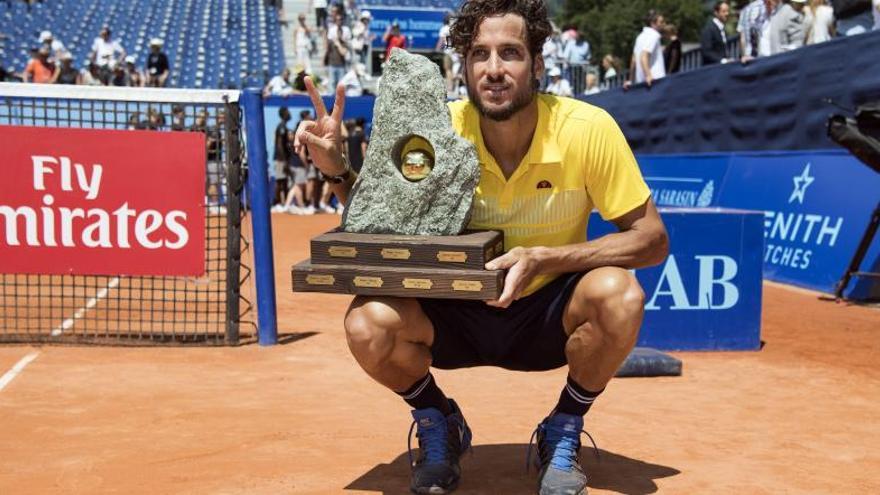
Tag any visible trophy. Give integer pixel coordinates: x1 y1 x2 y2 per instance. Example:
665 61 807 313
292 49 504 300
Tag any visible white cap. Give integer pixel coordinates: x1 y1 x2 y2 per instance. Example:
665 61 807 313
149 38 163 46
39 30 53 42
361 10 371 19
59 51 73 61
124 55 136 64
548 66 561 77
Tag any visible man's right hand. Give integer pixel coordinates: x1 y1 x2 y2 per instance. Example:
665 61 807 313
294 76 347 177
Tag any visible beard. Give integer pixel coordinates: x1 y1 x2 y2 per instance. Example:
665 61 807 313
466 72 536 122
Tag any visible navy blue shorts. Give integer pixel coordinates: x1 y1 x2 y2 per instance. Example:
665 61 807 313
417 272 585 371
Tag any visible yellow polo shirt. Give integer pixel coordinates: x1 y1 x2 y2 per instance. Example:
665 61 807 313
448 94 651 296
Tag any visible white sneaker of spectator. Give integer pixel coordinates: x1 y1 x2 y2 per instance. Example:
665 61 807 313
270 204 287 213
335 204 345 215
319 203 336 214
302 205 317 215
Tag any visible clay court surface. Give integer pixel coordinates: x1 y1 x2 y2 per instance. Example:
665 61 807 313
1 214 878 494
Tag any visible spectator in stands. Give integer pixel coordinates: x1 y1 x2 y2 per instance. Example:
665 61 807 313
343 0 360 23
127 112 143 130
663 24 682 73
345 117 368 174
583 71 600 95
353 10 373 67
601 54 620 85
109 64 130 87
437 13 460 97
326 13 351 90
772 0 808 52
77 59 103 86
190 111 208 134
282 110 317 214
124 56 145 87
272 107 293 210
292 65 310 92
545 66 572 97
542 26 563 75
805 0 836 42
875 0 880 29
170 105 186 131
738 0 780 61
264 67 294 96
204 110 226 209
54 52 77 85
23 46 55 84
311 0 329 31
146 38 170 87
628 10 666 87
383 21 407 63
339 63 366 96
38 31 65 60
560 29 590 86
90 27 125 81
702 1 731 65
294 14 315 74
143 108 165 130
832 0 874 34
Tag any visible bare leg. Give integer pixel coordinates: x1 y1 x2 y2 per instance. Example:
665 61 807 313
282 183 305 209
562 267 645 391
344 296 435 392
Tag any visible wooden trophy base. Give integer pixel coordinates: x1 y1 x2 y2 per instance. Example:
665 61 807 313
292 230 505 300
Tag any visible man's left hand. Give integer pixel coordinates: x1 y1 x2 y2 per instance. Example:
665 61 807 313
484 247 542 309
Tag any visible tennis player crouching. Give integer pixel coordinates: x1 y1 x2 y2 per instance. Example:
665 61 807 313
295 0 669 492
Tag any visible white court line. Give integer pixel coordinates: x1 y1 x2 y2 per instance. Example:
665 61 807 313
51 277 120 337
0 352 39 392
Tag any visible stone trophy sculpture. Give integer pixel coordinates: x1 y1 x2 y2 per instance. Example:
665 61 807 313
292 49 504 299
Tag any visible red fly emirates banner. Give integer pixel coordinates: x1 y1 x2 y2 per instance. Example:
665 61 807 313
0 125 206 276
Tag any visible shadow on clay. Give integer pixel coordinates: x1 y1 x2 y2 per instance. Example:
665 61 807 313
345 443 680 494
275 332 320 345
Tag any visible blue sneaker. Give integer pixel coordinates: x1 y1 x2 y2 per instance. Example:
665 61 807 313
529 413 598 495
407 399 472 494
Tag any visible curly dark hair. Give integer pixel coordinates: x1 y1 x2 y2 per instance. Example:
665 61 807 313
448 0 552 59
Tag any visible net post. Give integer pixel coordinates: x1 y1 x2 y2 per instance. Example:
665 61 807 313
242 88 278 346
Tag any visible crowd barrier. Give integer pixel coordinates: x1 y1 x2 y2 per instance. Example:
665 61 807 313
584 30 880 154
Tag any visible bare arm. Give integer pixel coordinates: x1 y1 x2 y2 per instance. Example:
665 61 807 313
639 50 652 85
486 199 668 307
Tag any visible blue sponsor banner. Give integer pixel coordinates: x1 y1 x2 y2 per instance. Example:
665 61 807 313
716 150 880 296
636 150 880 298
638 154 729 208
589 208 764 351
366 8 446 51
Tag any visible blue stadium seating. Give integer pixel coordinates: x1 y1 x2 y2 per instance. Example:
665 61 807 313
0 0 285 89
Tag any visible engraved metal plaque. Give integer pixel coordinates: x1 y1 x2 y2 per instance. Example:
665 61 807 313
452 280 483 292
437 251 468 263
381 248 411 260
402 278 434 289
328 246 358 258
353 276 384 288
306 274 335 285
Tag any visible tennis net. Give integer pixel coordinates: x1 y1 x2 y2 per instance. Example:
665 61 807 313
0 83 253 345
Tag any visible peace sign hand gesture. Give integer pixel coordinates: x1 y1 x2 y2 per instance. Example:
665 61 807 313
294 77 347 177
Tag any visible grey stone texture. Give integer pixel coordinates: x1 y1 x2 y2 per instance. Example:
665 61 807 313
341 49 480 235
